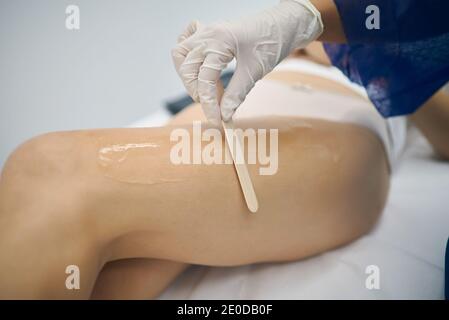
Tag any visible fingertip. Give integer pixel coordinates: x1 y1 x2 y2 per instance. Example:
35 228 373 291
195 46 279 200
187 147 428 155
220 100 237 122
192 20 202 31
221 111 232 123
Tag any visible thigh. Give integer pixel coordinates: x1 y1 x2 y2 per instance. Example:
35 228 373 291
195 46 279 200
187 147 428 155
3 116 389 270
61 116 389 266
91 259 188 299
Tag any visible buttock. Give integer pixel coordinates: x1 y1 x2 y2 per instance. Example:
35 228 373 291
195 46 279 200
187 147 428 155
233 59 407 172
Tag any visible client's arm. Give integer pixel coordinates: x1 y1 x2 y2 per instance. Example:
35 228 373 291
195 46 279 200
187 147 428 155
410 89 449 160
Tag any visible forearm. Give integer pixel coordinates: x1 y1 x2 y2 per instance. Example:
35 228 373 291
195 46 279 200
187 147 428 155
310 0 346 43
410 89 449 160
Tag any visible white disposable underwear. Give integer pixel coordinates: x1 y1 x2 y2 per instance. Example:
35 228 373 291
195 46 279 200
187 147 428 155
233 58 408 172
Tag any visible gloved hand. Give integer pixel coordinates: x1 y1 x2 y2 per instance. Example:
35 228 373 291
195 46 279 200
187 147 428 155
172 0 323 123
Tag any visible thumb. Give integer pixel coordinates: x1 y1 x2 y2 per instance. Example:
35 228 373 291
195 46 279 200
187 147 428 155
220 65 256 122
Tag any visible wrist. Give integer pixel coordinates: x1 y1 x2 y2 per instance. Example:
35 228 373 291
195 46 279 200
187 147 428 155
276 0 324 57
285 0 324 32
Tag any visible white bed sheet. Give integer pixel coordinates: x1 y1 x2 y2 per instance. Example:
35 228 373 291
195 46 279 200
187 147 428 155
131 109 449 299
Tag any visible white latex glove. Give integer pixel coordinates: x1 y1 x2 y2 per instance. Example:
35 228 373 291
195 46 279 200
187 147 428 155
171 0 323 123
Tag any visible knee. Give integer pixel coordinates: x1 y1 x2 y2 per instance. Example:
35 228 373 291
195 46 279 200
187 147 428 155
2 132 81 184
0 131 88 223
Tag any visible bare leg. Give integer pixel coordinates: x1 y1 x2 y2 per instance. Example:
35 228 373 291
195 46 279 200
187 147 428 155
90 105 230 300
89 108 206 300
63 43 340 300
91 259 188 299
0 112 389 298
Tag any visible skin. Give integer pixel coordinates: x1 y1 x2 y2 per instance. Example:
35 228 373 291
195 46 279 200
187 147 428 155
410 90 449 159
0 114 390 299
92 84 449 300
311 0 347 43
0 43 447 299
